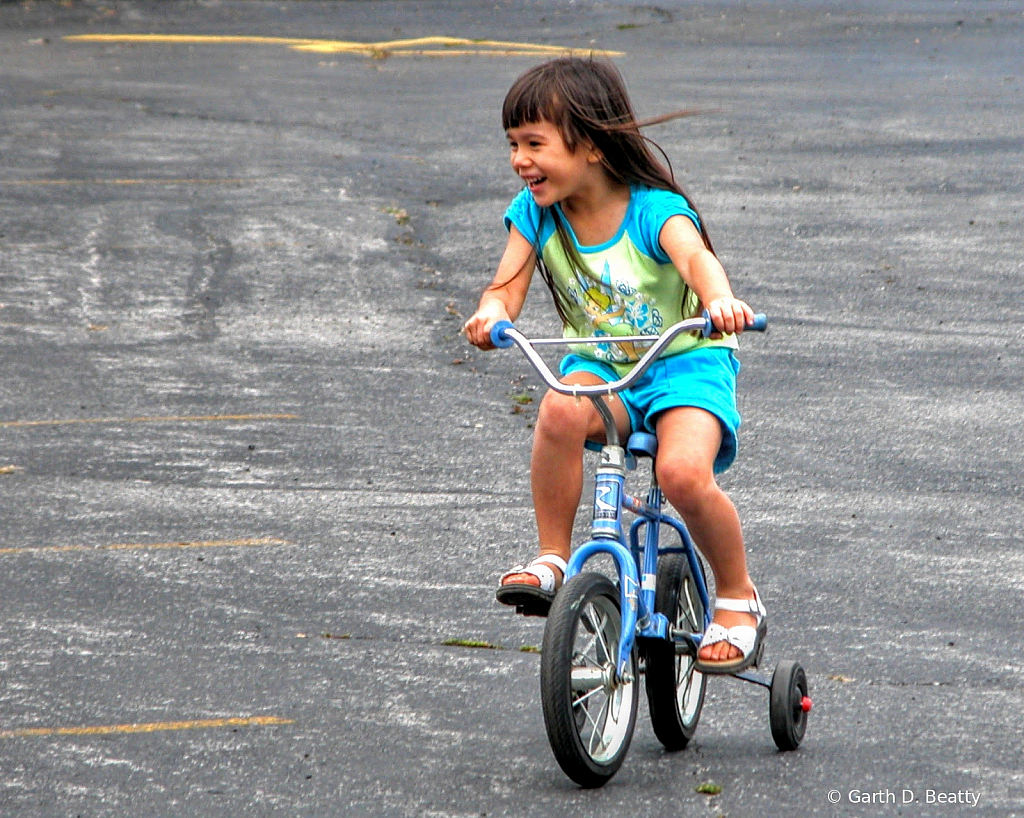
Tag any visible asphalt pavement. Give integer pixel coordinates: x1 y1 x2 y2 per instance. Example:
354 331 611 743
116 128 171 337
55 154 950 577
1 1 1022 815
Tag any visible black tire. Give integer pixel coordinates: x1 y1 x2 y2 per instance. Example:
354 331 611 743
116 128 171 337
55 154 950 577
644 553 708 750
540 572 639 788
769 660 809 751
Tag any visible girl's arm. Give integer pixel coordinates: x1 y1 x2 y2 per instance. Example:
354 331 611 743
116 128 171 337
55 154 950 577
463 225 536 350
659 215 754 335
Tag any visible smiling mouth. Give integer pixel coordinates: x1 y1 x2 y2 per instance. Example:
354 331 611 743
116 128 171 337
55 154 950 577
525 176 547 190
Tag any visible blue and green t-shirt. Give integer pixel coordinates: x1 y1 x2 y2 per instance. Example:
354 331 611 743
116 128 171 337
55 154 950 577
504 185 737 375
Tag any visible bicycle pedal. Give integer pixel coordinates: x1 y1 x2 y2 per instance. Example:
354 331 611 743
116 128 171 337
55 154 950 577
678 639 698 658
516 602 550 618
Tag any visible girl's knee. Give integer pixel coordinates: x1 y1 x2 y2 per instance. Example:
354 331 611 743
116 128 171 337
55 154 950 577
535 391 592 442
656 461 718 514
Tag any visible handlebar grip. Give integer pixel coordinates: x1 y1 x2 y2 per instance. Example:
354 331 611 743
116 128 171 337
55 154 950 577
490 320 516 349
748 313 768 332
702 309 769 337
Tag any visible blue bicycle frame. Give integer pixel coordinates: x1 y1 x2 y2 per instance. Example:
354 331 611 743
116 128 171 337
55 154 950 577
566 438 712 682
490 312 767 684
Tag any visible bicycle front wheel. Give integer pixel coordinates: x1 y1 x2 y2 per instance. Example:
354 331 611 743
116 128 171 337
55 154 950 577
644 553 708 750
540 572 638 788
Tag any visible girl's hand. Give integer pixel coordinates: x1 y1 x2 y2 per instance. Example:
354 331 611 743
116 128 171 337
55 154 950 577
463 302 511 350
705 296 755 337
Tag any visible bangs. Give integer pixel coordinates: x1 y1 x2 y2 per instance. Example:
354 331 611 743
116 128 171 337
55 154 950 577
502 78 564 133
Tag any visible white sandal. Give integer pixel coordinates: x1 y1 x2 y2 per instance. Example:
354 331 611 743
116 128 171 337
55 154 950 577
495 554 568 615
695 588 768 674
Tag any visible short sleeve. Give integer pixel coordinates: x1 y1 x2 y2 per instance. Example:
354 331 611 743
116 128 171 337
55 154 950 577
503 187 543 245
630 187 702 264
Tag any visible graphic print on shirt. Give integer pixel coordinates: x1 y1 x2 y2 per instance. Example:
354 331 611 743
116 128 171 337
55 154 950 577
567 260 663 364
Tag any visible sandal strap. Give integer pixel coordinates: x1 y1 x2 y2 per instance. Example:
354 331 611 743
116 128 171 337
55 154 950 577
713 587 766 620
499 554 568 594
532 554 568 573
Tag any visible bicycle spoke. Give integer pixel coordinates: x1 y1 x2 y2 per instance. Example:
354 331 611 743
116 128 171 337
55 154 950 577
579 609 603 658
678 660 695 701
573 686 604 709
681 576 698 629
572 651 601 670
587 696 612 757
572 686 605 750
589 607 613 664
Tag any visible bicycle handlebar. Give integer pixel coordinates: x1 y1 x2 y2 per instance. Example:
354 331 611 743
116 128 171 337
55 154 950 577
489 311 767 398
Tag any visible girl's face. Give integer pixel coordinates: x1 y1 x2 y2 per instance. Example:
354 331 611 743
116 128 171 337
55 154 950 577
506 119 601 208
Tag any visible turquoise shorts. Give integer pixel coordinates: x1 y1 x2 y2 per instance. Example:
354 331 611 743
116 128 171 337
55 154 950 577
560 346 741 474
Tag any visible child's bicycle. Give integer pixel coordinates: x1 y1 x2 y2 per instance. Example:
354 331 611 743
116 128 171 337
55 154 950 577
489 313 811 788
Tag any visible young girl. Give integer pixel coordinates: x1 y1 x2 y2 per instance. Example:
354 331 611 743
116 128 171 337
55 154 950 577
463 57 765 673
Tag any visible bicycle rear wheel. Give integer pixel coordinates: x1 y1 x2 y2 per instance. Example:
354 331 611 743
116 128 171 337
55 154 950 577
540 572 638 788
644 553 708 750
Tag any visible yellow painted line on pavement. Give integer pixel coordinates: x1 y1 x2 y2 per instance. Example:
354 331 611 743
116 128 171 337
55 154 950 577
0 412 298 429
0 716 293 740
65 34 318 47
64 33 622 57
370 35 580 51
292 35 618 56
0 537 291 557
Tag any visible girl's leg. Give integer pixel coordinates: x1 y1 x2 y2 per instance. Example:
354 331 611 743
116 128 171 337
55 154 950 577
500 372 630 588
654 406 757 664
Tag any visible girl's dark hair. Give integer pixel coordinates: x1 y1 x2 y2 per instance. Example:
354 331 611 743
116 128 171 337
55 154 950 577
498 57 712 325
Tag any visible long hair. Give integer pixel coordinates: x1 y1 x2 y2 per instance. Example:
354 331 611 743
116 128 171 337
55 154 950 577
497 57 712 326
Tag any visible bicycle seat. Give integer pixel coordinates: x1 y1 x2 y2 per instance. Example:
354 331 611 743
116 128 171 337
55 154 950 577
627 431 658 460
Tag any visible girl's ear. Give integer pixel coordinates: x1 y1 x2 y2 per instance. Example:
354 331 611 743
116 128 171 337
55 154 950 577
586 143 604 164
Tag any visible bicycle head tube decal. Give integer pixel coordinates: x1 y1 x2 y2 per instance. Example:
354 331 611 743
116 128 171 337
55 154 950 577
594 481 620 521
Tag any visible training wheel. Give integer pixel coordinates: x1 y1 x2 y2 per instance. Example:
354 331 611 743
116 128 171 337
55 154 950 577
769 660 810 751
